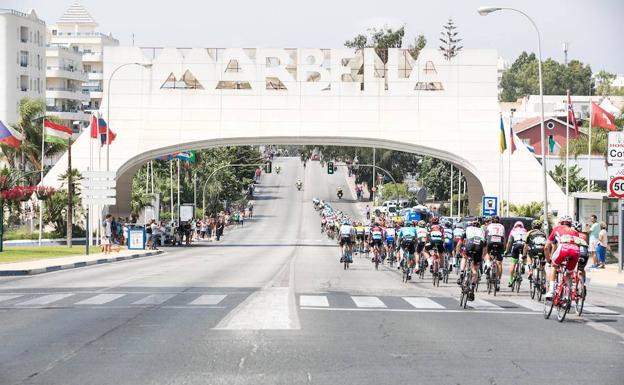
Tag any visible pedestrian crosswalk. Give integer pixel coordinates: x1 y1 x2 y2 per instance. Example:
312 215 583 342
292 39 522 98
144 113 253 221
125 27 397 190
297 294 622 315
0 291 620 316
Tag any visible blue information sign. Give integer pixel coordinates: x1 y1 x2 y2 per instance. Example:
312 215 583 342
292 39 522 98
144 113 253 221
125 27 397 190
481 196 498 217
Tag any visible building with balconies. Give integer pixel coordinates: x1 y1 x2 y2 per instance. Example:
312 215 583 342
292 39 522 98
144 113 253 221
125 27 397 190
47 2 118 111
0 8 46 125
45 44 89 127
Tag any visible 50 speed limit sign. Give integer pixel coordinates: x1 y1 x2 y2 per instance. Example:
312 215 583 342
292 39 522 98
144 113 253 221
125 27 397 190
609 175 624 198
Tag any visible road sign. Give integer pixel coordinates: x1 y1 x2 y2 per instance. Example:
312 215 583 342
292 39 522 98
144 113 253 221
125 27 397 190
83 197 117 205
83 171 116 206
608 132 624 164
608 165 624 198
482 196 498 217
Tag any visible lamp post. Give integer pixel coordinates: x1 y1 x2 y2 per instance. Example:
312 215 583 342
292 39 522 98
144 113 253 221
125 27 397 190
478 6 549 230
106 62 152 172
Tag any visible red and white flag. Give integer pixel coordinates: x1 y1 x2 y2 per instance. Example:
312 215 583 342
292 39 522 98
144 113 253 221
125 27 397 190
591 102 616 130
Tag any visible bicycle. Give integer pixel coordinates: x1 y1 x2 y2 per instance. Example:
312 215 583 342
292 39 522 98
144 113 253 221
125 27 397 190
372 245 382 270
442 252 450 284
573 268 586 316
418 254 427 280
508 254 523 294
543 259 582 322
529 256 547 301
431 249 442 287
387 245 396 268
401 254 413 283
341 243 353 270
459 256 475 309
486 261 498 296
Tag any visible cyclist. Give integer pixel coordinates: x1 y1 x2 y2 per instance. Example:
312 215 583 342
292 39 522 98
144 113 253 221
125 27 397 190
363 222 372 252
485 216 506 291
452 222 465 268
398 221 418 278
523 220 547 282
443 220 454 271
414 220 429 274
296 179 303 190
385 223 397 263
572 221 589 283
338 219 355 261
544 215 581 299
456 219 485 298
505 221 527 288
355 222 365 252
427 217 445 277
369 222 385 263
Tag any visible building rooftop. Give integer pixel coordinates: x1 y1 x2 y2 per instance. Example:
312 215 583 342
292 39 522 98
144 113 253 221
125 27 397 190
57 1 97 26
0 8 45 25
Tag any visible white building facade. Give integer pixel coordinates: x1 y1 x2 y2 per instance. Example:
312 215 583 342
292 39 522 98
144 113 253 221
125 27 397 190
45 44 89 127
0 8 46 125
48 2 118 111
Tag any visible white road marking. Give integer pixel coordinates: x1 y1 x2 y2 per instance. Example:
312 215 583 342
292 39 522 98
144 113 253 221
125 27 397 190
584 305 619 315
506 298 543 312
75 293 125 305
132 294 175 305
352 296 386 308
215 287 297 330
402 297 445 309
299 295 329 307
0 295 22 303
17 293 74 306
189 294 226 305
300 307 540 315
464 298 503 310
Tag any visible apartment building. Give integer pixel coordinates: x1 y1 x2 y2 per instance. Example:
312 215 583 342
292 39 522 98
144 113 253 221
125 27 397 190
48 2 118 111
0 8 46 125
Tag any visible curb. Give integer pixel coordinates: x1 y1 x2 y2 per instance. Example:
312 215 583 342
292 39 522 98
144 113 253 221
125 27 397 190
0 250 165 276
585 278 624 290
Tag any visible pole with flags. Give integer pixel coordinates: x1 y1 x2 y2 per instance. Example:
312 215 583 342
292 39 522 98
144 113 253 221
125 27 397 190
499 114 507 214
587 101 592 192
507 110 515 217
39 118 45 246
450 165 454 219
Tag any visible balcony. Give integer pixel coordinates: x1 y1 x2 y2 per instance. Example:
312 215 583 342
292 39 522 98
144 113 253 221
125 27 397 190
46 67 88 82
46 87 90 102
82 52 103 62
45 107 90 122
87 71 103 81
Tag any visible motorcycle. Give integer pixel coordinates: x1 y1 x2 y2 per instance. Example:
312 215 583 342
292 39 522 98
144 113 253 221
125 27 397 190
296 182 302 191
337 190 343 199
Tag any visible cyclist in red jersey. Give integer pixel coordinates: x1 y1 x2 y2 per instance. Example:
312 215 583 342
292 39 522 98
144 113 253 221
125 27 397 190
544 215 581 299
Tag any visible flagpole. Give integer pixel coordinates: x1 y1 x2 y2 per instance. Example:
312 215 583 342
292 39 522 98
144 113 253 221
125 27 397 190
507 112 512 217
88 117 93 250
458 170 462 217
587 101 592 192
565 90 570 215
170 160 174 222
38 118 45 246
450 164 454 218
96 113 101 248
177 158 181 224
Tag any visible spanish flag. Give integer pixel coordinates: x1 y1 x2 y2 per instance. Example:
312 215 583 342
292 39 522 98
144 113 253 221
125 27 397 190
499 115 507 154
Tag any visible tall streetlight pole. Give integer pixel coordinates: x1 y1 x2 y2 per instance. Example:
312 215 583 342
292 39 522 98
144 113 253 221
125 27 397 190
478 6 549 230
106 62 152 171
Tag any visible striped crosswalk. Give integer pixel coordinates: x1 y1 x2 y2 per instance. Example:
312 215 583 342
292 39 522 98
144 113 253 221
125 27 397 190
298 294 622 315
0 291 620 316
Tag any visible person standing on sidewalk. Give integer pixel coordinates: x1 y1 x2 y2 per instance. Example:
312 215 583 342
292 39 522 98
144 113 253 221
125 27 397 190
596 222 609 269
102 214 113 255
589 215 600 268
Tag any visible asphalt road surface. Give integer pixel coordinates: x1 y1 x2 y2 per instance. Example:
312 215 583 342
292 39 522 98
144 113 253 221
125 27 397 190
1 158 623 385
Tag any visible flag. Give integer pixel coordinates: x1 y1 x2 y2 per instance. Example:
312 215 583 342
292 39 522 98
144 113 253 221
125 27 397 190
0 120 24 149
591 102 616 130
158 151 196 162
43 120 72 144
89 115 116 145
548 136 558 154
509 123 516 154
567 94 579 135
525 143 536 154
90 114 99 138
499 115 507 154
100 128 116 146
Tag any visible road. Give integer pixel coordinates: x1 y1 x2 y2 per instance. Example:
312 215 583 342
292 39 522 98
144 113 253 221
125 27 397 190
0 157 623 385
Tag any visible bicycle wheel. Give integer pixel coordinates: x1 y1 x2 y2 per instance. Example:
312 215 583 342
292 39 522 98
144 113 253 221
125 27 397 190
374 255 379 271
537 275 545 302
543 295 554 319
530 269 538 300
574 279 586 316
557 283 570 322
462 274 471 309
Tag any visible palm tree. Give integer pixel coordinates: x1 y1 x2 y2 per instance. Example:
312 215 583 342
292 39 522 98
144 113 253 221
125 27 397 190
548 163 597 192
559 126 608 159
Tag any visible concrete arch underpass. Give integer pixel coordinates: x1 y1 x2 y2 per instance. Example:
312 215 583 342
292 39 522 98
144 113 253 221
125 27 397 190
42 46 568 218
111 136 486 216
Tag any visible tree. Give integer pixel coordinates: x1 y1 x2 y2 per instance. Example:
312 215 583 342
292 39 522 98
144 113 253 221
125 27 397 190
548 163 597 193
499 52 592 102
560 125 608 158
439 18 462 61
595 70 624 96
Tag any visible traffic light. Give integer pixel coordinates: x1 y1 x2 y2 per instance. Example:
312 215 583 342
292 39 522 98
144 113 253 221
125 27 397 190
327 161 334 174
264 160 272 173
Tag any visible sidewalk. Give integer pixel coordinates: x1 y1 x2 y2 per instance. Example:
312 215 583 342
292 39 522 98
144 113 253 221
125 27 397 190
0 248 164 276
585 263 624 289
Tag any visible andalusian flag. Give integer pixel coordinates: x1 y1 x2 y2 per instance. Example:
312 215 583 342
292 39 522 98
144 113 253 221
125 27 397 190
499 115 507 154
44 120 73 144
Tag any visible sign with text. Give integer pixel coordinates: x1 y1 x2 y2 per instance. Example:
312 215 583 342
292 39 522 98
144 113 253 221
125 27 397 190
608 165 624 198
127 227 145 250
608 132 624 164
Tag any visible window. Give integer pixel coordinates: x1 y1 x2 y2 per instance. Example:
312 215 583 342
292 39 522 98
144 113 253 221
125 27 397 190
20 75 28 92
19 51 28 67
20 26 28 43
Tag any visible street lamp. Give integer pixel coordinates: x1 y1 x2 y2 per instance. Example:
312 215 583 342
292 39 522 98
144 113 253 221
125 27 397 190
478 6 549 230
106 62 152 171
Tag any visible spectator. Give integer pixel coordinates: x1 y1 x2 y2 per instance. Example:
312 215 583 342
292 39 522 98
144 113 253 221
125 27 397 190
589 215 600 268
596 222 609 269
216 219 224 241
102 214 113 254
248 201 254 218
145 220 153 248
150 220 160 249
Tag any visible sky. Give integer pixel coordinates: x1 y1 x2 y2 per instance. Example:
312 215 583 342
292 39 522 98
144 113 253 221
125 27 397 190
6 0 624 73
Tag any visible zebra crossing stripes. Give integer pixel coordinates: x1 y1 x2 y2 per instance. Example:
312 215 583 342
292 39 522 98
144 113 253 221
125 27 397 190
188 295 226 305
402 297 445 309
352 296 386 308
299 295 329 307
0 294 22 303
17 293 74 306
464 298 503 310
132 294 177 305
75 293 126 305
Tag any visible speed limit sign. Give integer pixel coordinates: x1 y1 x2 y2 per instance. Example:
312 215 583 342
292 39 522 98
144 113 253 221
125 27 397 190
609 175 624 198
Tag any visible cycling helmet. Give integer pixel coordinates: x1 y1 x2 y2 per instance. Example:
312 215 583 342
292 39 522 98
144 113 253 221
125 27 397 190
572 221 582 232
453 222 464 229
417 220 426 227
513 221 525 229
443 220 452 228
342 219 350 225
558 215 573 225
470 219 480 227
531 219 542 229
491 216 500 223
408 221 415 227
430 216 439 225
